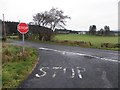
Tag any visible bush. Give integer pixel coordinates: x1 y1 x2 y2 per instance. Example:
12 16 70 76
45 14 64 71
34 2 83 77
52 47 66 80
2 37 7 41
101 43 116 48
52 40 92 47
114 43 120 48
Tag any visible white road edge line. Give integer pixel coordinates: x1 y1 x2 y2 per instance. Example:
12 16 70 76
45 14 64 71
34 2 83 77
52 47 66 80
39 47 119 63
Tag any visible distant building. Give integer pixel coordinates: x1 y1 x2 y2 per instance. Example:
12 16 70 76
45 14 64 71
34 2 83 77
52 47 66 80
78 31 86 34
111 31 119 36
54 29 71 34
55 29 88 34
69 31 78 34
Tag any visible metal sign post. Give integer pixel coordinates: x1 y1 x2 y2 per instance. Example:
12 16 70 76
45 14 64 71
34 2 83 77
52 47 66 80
17 22 29 53
22 33 25 52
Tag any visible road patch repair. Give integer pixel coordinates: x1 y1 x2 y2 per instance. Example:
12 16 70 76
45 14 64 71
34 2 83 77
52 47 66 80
39 47 119 63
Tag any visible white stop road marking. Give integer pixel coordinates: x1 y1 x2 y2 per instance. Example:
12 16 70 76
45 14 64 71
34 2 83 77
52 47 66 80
35 67 86 79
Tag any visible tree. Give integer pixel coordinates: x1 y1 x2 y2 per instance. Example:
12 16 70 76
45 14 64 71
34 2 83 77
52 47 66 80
89 25 96 35
97 28 104 35
32 8 71 41
33 12 47 26
48 8 71 31
104 25 110 35
33 7 71 31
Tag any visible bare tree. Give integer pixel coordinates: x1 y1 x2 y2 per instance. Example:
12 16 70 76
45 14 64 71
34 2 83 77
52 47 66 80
48 8 71 30
33 7 71 31
33 12 47 26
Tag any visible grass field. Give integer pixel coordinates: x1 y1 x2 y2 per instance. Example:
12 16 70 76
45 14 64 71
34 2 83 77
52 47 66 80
54 34 118 46
7 34 119 50
2 43 38 88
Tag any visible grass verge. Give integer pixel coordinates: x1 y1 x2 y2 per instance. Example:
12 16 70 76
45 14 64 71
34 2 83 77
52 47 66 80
7 34 119 51
26 39 120 51
2 43 38 88
53 34 119 51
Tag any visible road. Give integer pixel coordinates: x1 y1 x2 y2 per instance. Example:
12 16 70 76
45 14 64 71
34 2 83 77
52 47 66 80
11 40 119 88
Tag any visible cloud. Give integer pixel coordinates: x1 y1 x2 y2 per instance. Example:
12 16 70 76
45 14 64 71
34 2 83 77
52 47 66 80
0 0 119 30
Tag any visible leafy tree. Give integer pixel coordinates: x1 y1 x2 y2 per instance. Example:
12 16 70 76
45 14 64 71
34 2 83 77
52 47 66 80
89 25 96 35
104 25 110 35
97 28 104 35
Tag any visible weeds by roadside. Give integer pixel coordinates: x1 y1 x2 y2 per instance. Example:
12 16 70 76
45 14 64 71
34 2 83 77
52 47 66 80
2 43 38 88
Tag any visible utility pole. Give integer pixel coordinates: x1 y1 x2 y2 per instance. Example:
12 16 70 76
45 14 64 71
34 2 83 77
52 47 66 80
3 14 6 40
118 1 120 32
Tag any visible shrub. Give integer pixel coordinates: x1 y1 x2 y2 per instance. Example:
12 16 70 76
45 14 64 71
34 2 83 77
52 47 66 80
114 43 120 48
101 43 116 48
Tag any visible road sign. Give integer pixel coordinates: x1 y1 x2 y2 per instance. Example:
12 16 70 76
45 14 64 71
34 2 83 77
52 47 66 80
17 23 29 34
17 22 29 52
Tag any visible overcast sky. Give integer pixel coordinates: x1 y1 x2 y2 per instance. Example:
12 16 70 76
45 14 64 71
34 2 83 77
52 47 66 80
0 0 119 31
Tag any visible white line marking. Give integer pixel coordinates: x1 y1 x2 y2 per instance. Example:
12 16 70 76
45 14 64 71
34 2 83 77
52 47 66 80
71 68 75 78
53 67 62 69
52 67 62 78
63 68 66 73
77 70 82 78
35 67 49 78
39 47 119 63
77 67 86 79
62 51 66 55
35 74 41 78
52 72 56 78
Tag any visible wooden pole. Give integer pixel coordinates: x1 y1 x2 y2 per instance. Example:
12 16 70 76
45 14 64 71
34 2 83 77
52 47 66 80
3 14 6 40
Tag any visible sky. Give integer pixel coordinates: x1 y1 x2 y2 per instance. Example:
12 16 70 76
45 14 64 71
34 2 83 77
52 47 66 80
0 0 119 31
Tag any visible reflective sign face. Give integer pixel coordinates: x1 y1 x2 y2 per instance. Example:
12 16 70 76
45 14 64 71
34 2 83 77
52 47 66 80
17 23 29 34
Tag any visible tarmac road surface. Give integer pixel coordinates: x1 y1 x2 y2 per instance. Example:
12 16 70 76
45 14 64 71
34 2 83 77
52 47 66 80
11 40 119 88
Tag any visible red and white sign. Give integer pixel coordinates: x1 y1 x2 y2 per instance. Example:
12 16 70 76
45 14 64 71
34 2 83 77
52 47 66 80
17 23 29 34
